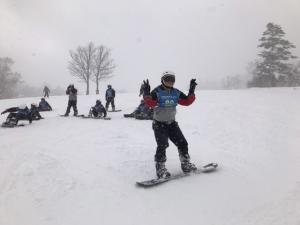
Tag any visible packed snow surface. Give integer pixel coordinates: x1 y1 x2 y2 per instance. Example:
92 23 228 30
0 88 300 225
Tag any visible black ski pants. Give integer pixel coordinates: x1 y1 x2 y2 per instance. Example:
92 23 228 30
105 98 115 110
152 120 189 163
66 100 78 115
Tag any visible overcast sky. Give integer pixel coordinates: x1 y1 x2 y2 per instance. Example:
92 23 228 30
0 0 299 93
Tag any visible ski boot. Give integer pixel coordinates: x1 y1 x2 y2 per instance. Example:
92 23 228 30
155 161 171 179
179 154 197 173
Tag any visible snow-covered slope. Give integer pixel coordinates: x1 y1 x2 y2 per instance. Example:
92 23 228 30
0 88 299 225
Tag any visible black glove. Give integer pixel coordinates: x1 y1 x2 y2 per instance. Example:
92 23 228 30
139 84 144 97
188 79 197 95
142 79 151 96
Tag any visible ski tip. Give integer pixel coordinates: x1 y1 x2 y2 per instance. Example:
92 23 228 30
201 163 219 173
136 182 151 188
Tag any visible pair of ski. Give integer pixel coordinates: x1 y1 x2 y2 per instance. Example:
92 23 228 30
136 163 218 188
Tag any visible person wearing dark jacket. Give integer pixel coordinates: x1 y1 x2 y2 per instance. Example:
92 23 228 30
43 86 50 98
64 84 78 116
123 99 153 120
1 105 32 126
142 71 198 178
89 100 107 118
30 104 43 120
38 98 52 111
105 84 116 111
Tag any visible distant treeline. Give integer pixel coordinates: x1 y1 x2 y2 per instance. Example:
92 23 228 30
0 57 65 99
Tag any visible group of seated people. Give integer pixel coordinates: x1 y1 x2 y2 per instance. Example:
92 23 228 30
1 98 52 127
1 96 153 127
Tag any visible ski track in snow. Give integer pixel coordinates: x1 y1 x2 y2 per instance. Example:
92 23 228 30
0 88 300 225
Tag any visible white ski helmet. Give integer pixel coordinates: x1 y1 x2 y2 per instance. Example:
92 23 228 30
161 70 175 83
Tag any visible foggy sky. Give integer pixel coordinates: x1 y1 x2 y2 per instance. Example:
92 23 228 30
0 0 299 93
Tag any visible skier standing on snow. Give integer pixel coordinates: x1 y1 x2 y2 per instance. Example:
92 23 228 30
142 71 198 178
89 100 107 118
64 84 78 116
43 86 50 98
105 84 116 111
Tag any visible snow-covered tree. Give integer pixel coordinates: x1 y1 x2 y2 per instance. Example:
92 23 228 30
249 23 297 87
0 57 21 99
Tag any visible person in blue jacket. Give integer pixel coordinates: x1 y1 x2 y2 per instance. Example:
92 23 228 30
105 85 116 111
38 98 52 111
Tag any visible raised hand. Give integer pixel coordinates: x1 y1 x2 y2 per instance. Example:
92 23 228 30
142 79 151 96
189 79 197 95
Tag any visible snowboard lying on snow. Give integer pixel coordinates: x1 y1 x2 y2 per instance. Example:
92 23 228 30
136 163 218 188
59 114 111 120
1 122 25 128
107 109 122 112
80 115 111 120
59 114 84 117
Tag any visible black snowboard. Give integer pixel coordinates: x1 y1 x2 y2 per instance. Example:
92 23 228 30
136 163 218 188
107 109 122 112
1 122 25 128
80 115 111 120
59 114 84 117
123 114 134 118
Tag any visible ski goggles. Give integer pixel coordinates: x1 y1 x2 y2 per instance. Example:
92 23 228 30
162 75 175 83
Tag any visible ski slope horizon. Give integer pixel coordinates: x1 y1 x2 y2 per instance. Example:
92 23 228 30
0 87 300 225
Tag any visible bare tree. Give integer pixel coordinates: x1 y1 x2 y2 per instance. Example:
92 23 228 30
68 42 96 95
92 45 115 94
0 57 21 99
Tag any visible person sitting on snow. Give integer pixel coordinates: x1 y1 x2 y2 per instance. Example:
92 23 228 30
38 98 52 111
89 100 107 118
30 103 44 120
1 104 33 126
124 99 153 120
